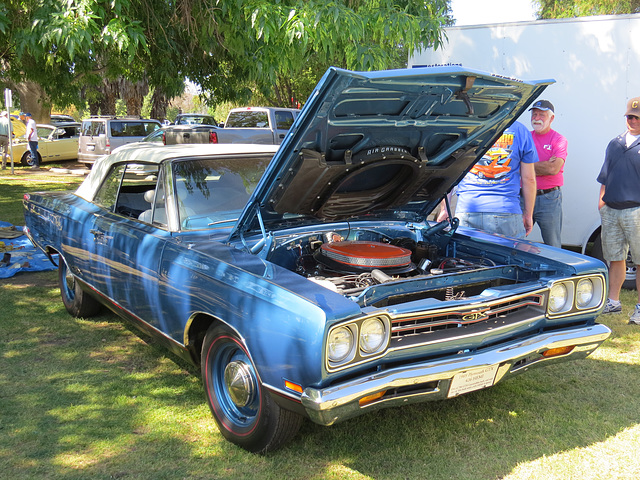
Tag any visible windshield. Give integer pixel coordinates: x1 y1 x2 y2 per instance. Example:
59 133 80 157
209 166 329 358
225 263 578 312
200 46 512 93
173 155 273 231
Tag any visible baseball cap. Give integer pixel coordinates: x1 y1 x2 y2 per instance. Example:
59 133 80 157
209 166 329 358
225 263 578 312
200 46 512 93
625 97 640 116
0 111 7 116
25 112 32 117
529 100 554 112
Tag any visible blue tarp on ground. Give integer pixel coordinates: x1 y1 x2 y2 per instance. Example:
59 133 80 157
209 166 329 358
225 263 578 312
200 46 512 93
0 221 57 278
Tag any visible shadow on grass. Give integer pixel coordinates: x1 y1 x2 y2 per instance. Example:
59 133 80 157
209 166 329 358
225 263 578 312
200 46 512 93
2 273 639 479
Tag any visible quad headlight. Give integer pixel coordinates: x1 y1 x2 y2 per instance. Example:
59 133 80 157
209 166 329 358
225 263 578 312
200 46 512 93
360 317 387 354
327 326 355 363
548 282 568 313
576 278 595 308
547 275 605 317
326 315 390 370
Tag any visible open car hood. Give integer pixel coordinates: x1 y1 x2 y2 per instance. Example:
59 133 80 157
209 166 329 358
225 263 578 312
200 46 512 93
230 66 552 241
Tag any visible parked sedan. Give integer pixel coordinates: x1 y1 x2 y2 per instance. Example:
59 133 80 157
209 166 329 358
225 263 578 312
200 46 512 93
23 66 611 453
13 122 81 166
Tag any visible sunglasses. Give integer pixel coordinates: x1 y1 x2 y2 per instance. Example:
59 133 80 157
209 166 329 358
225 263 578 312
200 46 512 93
627 115 640 120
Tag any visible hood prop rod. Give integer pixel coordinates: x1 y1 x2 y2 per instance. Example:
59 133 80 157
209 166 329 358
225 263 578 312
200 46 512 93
425 193 459 248
249 206 274 257
456 76 476 115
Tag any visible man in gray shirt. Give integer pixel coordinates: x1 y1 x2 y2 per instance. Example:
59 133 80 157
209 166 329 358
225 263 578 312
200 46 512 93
0 111 11 170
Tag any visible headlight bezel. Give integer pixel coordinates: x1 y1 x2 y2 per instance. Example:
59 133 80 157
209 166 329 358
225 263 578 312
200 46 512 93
547 274 605 317
326 315 391 371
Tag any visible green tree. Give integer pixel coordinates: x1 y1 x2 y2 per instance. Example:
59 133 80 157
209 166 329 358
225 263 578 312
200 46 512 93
0 0 452 121
535 0 640 18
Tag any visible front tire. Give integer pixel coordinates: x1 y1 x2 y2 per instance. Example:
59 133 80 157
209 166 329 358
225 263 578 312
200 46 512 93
21 151 41 167
201 325 303 453
59 259 101 317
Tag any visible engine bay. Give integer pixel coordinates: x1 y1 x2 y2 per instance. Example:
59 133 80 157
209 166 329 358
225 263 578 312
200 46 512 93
267 225 544 306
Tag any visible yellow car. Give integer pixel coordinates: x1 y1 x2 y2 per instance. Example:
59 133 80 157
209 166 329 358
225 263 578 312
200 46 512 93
10 116 26 137
11 122 81 166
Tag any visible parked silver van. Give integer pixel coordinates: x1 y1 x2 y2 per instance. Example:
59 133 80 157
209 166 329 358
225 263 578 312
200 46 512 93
78 116 161 165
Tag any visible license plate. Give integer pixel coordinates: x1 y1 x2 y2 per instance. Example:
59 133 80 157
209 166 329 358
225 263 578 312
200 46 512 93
87 145 95 151
448 364 499 398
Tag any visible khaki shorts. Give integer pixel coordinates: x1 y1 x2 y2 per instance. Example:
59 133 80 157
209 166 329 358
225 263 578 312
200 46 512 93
599 204 640 264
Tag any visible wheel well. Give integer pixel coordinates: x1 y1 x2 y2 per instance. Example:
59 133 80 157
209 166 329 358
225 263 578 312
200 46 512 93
21 150 42 162
584 227 602 256
587 227 601 244
186 313 223 365
42 246 60 267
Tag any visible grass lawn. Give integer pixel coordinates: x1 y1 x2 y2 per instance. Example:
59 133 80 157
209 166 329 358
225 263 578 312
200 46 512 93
1 166 640 479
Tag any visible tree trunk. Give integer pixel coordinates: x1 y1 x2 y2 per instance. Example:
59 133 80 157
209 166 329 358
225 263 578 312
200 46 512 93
120 78 148 117
150 88 169 121
13 80 51 123
101 80 118 116
85 80 118 117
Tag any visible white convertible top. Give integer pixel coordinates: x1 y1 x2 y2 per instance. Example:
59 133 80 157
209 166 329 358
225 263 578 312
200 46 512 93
75 143 280 201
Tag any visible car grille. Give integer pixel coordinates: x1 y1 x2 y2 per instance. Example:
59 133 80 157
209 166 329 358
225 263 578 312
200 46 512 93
390 294 544 341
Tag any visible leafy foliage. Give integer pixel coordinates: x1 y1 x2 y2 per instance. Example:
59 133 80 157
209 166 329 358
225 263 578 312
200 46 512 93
0 0 452 111
535 0 640 18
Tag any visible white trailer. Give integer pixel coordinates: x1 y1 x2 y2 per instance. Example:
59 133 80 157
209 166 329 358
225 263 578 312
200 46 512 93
410 13 640 285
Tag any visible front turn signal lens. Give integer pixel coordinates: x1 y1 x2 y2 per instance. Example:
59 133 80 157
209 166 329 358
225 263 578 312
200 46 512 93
542 346 575 358
284 380 303 393
359 390 387 406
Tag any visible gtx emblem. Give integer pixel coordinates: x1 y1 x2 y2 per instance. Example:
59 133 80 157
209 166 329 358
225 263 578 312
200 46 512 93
461 311 489 322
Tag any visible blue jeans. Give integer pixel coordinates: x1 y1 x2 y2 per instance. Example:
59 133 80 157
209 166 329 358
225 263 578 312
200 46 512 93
532 188 562 248
456 212 525 238
28 141 39 166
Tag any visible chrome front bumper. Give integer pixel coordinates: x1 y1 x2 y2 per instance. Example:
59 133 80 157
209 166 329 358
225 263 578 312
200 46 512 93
301 323 611 426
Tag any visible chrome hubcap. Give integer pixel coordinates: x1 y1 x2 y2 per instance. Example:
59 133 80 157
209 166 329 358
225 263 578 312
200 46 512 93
224 360 255 407
65 269 75 292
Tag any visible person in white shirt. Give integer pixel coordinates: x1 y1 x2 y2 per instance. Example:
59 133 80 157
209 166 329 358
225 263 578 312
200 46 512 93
25 112 39 169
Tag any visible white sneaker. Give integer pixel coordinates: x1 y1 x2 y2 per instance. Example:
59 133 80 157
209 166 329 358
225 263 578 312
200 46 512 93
603 299 622 314
629 304 640 325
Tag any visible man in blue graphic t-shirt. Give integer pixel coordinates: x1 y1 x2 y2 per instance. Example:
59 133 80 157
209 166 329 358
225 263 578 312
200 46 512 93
438 121 538 238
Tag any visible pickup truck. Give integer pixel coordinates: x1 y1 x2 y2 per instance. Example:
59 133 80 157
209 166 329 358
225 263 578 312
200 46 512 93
174 113 218 126
217 106 300 144
160 107 301 146
160 125 219 145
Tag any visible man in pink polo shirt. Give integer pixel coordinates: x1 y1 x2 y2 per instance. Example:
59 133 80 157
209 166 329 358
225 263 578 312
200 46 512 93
529 100 568 248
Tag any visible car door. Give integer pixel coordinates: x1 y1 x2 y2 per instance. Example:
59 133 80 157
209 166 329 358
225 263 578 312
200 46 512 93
273 110 297 144
47 126 79 160
79 120 107 160
35 126 53 161
42 128 67 161
86 162 168 318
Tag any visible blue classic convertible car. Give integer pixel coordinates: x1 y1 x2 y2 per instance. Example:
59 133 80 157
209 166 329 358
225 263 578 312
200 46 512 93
23 67 611 453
